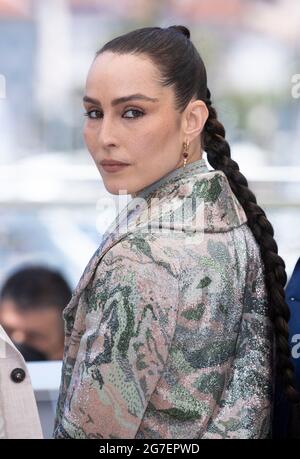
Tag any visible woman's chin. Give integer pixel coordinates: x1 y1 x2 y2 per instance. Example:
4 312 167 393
103 181 132 196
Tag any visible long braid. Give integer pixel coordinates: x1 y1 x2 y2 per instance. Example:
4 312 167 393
203 87 300 406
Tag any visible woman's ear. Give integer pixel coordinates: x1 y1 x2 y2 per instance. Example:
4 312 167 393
182 100 209 142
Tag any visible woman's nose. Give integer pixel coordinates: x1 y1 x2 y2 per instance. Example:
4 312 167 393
97 115 117 147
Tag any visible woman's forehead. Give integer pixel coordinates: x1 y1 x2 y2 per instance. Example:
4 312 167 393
86 52 162 93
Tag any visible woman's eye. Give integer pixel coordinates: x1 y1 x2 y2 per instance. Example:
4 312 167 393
84 110 102 119
123 108 144 119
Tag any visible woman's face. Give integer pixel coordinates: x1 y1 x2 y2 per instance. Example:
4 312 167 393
83 51 206 196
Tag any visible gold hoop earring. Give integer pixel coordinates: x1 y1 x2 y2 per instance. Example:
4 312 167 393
183 140 190 168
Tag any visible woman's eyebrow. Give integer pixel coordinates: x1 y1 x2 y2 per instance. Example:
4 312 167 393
83 93 159 106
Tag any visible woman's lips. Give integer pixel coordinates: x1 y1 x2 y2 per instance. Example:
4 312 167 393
101 163 130 173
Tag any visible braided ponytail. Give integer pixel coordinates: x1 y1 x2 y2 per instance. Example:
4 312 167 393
203 87 300 406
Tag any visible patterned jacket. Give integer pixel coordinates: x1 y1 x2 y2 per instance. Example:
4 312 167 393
53 158 273 439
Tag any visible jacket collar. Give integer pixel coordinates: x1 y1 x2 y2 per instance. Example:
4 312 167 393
132 158 210 201
64 158 247 317
127 157 247 235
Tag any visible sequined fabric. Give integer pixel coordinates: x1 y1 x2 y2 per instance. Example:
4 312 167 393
53 158 273 439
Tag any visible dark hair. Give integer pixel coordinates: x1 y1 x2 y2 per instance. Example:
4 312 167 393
0 265 72 312
95 25 300 406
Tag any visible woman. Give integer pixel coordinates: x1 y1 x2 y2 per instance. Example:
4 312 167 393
53 25 299 439
0 324 43 438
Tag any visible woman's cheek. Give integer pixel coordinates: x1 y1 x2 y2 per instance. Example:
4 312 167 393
83 122 96 151
83 120 88 142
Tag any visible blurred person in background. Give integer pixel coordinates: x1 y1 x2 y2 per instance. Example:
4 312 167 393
53 25 300 439
0 265 72 362
0 323 43 438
